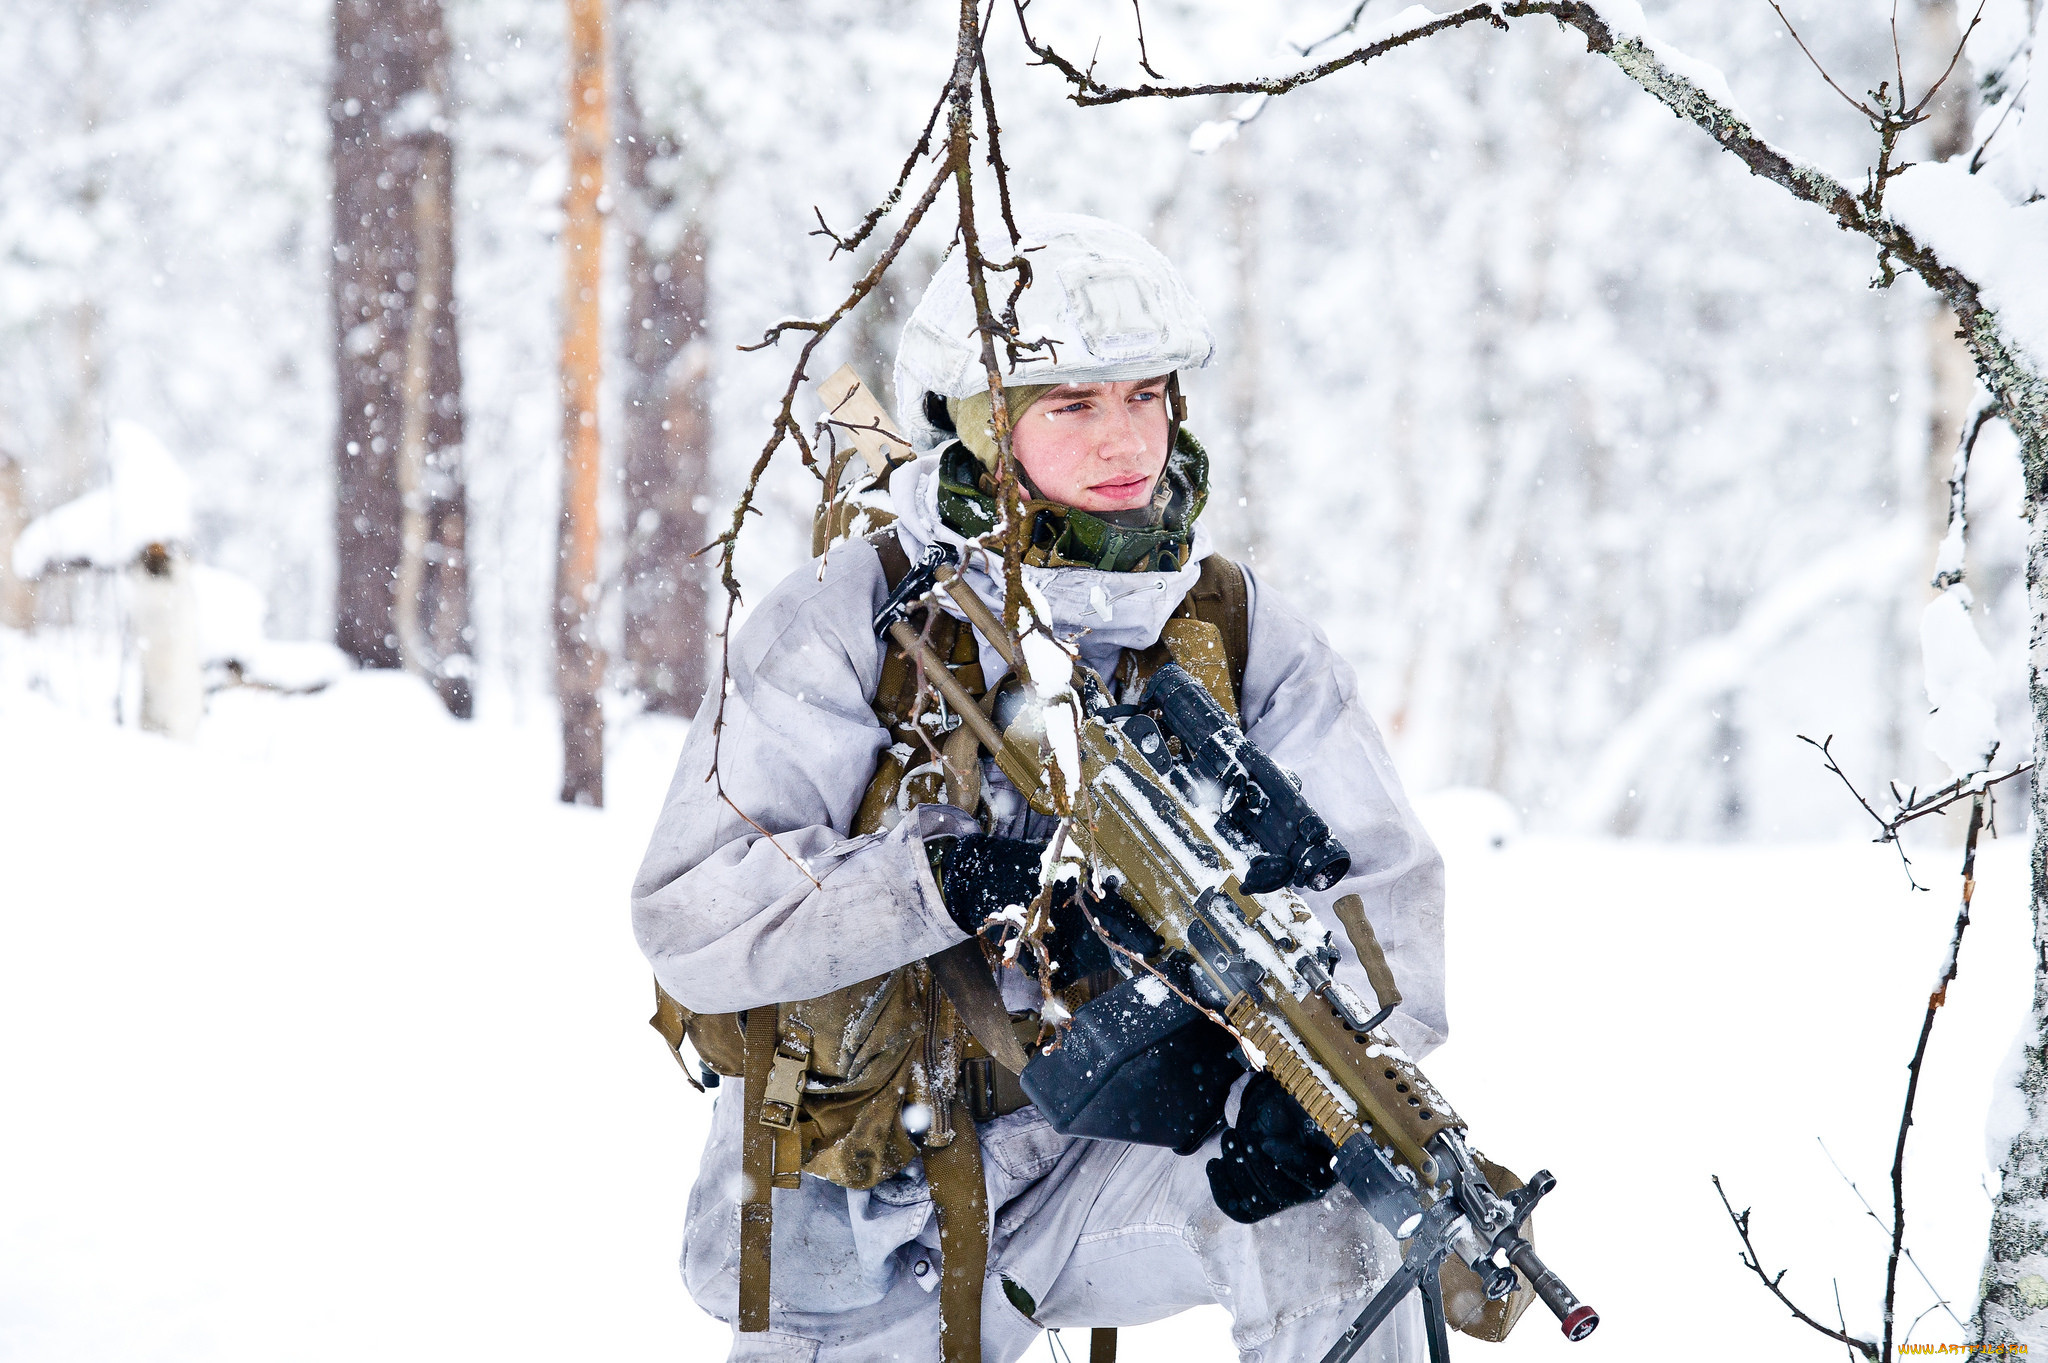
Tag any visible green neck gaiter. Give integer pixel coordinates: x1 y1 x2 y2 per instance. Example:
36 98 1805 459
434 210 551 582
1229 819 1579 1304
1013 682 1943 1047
935 428 1211 574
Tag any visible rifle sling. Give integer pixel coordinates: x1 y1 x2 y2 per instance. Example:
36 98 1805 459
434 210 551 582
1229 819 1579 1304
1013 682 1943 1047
738 1004 780 1332
924 1100 989 1363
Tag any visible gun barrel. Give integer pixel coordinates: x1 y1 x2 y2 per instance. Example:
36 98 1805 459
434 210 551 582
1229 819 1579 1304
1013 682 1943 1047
1506 1238 1599 1341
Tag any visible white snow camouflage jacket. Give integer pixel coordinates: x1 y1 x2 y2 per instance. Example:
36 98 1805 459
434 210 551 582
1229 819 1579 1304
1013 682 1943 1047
631 451 1448 1059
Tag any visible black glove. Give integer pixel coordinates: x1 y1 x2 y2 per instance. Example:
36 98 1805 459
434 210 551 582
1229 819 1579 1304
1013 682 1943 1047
1206 1071 1338 1224
937 834 1161 983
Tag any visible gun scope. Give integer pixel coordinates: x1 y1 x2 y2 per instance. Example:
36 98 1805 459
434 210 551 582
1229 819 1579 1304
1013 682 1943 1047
1143 663 1351 894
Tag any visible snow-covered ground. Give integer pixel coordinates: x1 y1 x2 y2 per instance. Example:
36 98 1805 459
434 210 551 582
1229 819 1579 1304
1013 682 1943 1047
0 670 2030 1362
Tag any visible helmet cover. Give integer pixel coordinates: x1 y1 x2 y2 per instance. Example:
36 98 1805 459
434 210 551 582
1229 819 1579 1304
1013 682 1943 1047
893 212 1214 451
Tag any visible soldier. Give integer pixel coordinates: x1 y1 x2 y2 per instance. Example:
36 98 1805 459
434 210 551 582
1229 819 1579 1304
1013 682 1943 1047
633 214 1446 1362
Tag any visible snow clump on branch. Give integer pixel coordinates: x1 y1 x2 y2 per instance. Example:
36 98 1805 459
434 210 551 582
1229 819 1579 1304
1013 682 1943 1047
1921 584 2002 779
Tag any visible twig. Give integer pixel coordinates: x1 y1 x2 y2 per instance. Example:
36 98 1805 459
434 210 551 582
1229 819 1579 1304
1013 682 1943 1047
1794 733 2031 891
1291 0 1374 58
1891 0 1906 126
1712 1176 1882 1360
1817 1137 1968 1334
1130 0 1164 79
806 82 952 259
1902 2 1985 124
1968 73 2027 174
1903 1302 1945 1347
1797 733 1927 889
1767 0 1885 122
1078 894 1260 1061
1933 403 2000 590
1014 0 1505 105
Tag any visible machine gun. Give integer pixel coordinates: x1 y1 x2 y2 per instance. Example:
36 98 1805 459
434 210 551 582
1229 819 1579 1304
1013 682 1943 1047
875 543 1598 1362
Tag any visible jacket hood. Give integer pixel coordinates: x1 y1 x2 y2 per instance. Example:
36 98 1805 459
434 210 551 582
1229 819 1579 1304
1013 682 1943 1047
886 450 1211 679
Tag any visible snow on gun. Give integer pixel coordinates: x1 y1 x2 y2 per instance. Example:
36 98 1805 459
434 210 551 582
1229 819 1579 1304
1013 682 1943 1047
1050 670 1600 1360
873 540 1598 1362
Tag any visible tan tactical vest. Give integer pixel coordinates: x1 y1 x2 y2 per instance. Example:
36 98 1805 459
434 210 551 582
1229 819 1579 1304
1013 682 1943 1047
648 527 1249 1363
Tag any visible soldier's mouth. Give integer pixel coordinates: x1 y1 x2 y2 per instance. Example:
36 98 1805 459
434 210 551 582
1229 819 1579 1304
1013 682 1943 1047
1091 475 1150 499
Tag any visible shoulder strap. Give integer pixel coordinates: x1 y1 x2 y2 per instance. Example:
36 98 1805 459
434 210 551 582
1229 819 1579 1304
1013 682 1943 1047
870 523 913 591
1186 554 1250 713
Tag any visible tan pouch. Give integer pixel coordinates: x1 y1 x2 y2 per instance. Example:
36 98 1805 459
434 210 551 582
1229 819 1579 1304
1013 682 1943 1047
651 966 932 1191
1436 1157 1539 1342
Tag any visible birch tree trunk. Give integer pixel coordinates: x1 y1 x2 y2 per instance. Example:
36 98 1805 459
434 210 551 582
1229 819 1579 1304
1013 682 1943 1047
331 0 471 715
393 133 473 717
555 0 608 805
616 53 713 719
1984 485 2048 1343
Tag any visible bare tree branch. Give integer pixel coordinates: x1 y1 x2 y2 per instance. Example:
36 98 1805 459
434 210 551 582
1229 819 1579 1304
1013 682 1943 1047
1291 0 1376 58
1130 0 1165 80
1008 0 2048 465
1794 732 2030 891
1713 1175 1882 1360
1767 0 1885 122
700 0 1052 875
809 83 953 259
1014 0 1506 104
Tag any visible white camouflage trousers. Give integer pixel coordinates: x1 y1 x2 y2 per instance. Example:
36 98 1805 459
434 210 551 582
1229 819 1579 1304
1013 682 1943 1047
682 1087 1425 1363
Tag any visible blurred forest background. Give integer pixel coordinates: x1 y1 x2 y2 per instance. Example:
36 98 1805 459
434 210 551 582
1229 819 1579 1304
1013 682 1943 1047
0 0 2026 838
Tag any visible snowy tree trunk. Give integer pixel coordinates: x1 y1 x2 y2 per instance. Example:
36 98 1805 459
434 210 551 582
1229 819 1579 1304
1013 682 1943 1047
556 0 608 806
616 55 713 719
330 0 471 715
391 131 473 718
128 544 201 740
0 451 29 630
1983 477 2048 1345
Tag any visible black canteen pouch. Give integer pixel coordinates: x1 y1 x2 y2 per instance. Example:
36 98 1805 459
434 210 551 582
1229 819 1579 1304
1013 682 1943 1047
1019 957 1246 1155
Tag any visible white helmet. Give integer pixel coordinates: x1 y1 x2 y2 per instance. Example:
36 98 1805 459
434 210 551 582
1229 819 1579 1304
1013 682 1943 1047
892 212 1214 452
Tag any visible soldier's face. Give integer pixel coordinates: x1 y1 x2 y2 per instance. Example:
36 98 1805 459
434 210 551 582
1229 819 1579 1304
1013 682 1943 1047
1010 376 1171 513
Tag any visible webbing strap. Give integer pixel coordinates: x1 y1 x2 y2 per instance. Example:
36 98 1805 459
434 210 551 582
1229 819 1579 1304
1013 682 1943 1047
1187 554 1249 710
738 1006 780 1332
1090 1327 1119 1361
925 1102 989 1363
871 523 913 587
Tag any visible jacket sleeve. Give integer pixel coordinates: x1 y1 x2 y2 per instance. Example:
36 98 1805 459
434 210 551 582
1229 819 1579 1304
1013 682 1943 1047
630 540 976 1014
1237 568 1449 1059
